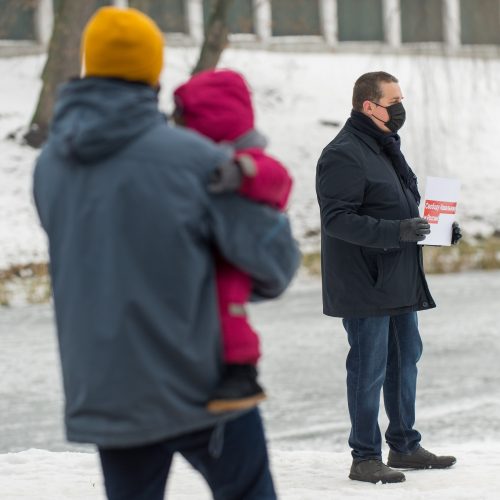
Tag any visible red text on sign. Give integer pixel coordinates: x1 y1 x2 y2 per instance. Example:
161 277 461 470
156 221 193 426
423 200 457 224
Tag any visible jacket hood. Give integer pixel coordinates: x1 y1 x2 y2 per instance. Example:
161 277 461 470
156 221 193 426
173 69 254 143
49 77 162 163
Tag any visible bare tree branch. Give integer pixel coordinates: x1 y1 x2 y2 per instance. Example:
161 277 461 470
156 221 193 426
191 0 234 75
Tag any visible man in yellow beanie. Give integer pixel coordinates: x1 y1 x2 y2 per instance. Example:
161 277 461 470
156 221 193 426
81 6 164 87
33 6 300 500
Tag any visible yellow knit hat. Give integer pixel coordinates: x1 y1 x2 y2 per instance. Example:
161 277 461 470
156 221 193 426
81 7 164 87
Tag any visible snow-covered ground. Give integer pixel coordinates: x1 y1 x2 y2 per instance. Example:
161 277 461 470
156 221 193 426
1 271 499 498
1 47 500 268
1 46 500 498
2 443 499 499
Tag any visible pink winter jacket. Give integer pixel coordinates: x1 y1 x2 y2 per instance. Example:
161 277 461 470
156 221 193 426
174 69 293 364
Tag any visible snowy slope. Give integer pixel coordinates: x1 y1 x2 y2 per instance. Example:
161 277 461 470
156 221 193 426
1 48 500 266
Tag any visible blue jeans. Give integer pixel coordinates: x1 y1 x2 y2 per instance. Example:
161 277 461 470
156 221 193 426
98 409 276 500
343 312 423 460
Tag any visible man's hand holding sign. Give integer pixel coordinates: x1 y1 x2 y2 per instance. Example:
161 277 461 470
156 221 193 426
419 177 462 246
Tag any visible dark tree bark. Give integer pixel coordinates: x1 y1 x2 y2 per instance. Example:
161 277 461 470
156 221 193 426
192 0 234 75
24 0 104 148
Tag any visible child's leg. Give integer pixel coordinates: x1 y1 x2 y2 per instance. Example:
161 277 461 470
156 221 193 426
222 311 261 365
208 263 266 413
215 261 261 365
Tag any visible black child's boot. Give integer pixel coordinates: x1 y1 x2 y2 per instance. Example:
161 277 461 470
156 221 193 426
206 364 266 413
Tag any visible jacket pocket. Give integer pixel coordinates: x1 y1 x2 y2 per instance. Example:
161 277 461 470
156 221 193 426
375 250 403 291
374 254 384 289
360 247 402 290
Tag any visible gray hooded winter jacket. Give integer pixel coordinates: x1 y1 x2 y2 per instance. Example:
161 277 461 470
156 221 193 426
33 78 300 448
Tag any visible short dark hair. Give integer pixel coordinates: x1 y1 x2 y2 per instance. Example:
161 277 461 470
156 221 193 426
352 71 399 111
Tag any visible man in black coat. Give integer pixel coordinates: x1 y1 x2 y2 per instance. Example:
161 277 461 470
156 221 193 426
316 72 460 484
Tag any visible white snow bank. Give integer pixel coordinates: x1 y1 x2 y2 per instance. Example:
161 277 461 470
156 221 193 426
1 444 498 499
1 48 500 268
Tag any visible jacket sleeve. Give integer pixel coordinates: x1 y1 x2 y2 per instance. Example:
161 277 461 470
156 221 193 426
207 194 301 299
316 146 400 249
237 151 293 211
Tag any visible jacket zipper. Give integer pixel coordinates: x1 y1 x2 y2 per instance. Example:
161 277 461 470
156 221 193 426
383 154 434 307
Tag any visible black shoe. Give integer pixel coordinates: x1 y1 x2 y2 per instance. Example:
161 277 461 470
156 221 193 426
387 446 456 469
349 459 406 484
206 364 266 413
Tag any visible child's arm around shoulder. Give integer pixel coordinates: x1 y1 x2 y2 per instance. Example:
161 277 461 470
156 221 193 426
207 148 293 211
236 149 292 211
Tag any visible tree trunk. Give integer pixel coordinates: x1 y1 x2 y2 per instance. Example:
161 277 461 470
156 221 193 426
191 0 234 75
24 0 105 148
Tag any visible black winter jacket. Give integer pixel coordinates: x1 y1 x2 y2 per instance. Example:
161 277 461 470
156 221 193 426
316 120 435 318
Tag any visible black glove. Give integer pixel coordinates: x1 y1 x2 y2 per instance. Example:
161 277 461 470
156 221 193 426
451 221 462 245
399 217 431 242
207 160 243 193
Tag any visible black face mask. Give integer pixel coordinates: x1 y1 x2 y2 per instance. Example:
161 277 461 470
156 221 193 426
370 101 406 132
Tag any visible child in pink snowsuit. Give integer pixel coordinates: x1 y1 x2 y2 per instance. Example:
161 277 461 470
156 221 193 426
173 69 293 412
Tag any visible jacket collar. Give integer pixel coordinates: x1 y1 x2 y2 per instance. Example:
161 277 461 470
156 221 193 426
344 120 382 155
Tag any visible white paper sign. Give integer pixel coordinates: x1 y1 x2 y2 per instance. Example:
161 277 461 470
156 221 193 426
418 176 461 246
